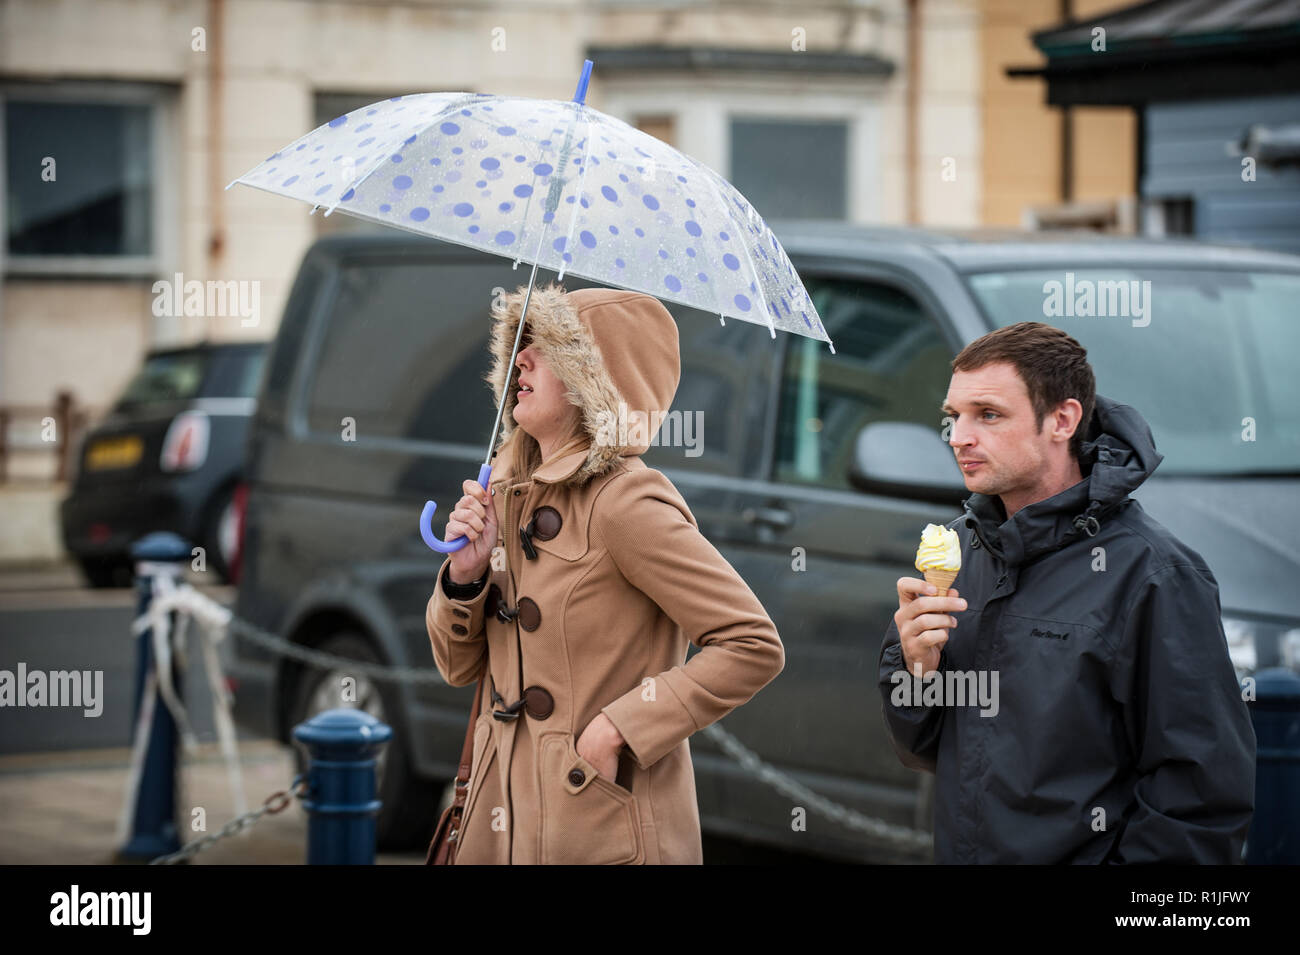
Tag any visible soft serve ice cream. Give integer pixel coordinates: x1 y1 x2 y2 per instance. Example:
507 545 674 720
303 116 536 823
915 523 961 594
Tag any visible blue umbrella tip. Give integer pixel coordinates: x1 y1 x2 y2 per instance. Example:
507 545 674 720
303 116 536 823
573 59 594 105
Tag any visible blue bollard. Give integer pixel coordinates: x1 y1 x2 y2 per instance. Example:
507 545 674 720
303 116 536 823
292 708 392 864
1247 667 1300 864
118 532 191 862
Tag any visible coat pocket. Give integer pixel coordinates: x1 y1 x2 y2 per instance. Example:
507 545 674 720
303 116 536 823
537 731 644 865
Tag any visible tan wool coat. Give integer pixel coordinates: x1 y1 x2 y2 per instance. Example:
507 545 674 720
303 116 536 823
426 285 784 864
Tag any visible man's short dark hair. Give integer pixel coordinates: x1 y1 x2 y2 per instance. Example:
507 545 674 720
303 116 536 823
952 322 1096 460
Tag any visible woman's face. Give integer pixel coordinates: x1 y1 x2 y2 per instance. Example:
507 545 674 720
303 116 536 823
512 341 577 447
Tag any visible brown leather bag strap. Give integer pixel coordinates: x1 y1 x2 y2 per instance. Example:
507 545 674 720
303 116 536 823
426 662 487 865
455 667 485 786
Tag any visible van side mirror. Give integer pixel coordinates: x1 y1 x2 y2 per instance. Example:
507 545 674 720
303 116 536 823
849 422 966 503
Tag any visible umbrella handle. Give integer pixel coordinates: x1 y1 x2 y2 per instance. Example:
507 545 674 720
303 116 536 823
420 463 494 553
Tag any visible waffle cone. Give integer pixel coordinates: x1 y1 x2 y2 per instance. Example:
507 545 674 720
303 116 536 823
923 568 958 596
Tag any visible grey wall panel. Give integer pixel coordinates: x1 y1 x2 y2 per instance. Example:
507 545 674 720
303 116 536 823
1144 93 1300 252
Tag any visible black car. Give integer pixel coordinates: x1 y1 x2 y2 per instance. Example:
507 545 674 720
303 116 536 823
61 341 267 586
231 226 1300 856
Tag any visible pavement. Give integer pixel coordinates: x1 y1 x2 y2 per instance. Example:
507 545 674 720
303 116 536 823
0 562 427 865
0 559 84 592
0 485 64 565
0 560 428 865
0 739 426 865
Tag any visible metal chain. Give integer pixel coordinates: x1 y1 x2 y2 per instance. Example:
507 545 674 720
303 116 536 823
701 722 933 853
228 617 445 684
190 588 929 849
148 777 309 865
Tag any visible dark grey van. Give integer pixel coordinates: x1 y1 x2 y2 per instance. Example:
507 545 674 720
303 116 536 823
231 225 1300 855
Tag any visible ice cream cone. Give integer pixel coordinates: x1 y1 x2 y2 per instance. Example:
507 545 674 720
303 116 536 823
924 568 958 596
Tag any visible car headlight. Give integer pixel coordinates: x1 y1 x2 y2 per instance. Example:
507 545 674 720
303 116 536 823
1222 614 1300 677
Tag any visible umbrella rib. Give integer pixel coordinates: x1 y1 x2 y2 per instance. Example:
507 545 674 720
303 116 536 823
696 167 777 340
319 92 483 218
511 149 552 269
556 108 595 284
690 154 833 352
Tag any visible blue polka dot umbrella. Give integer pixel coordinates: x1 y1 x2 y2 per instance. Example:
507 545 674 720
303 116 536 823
227 60 832 553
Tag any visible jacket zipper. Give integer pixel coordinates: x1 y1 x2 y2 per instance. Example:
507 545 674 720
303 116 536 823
962 503 997 556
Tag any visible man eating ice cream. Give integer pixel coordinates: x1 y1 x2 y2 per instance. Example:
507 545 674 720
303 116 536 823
877 322 1256 864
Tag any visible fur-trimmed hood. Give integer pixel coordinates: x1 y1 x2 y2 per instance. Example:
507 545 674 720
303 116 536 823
486 284 681 486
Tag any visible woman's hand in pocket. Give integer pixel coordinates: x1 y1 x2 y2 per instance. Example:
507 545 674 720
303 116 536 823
576 712 626 781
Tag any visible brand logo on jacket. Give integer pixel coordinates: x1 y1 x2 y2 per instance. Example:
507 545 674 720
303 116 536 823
1031 627 1069 641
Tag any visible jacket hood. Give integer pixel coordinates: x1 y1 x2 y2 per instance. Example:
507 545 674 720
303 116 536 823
962 394 1164 565
486 284 681 485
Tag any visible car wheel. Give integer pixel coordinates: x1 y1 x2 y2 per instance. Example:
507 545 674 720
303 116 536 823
77 556 132 588
287 632 436 850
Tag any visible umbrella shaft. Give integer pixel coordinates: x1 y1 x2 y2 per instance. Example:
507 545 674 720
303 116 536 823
483 256 542 468
482 99 585 470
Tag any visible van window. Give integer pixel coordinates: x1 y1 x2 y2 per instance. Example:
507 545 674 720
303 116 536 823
203 347 266 399
967 268 1300 475
305 259 500 446
773 277 951 489
641 307 756 477
260 255 325 429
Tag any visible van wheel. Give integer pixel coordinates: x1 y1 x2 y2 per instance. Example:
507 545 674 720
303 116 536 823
287 632 436 851
202 486 239 584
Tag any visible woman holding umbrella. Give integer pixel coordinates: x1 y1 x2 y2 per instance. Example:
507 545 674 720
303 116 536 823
426 282 784 865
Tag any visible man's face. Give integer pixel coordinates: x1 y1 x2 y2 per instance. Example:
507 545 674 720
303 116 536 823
943 362 1052 500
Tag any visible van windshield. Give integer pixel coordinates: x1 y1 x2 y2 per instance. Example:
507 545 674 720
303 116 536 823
965 268 1300 476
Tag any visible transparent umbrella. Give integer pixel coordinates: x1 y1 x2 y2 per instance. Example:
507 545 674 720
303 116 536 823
227 60 833 552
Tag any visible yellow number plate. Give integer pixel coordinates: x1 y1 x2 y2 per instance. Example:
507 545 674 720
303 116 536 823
86 436 143 470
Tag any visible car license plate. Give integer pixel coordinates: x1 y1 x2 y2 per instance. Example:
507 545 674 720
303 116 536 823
86 436 143 470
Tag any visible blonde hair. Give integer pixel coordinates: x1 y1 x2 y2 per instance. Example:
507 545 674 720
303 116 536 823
496 426 541 485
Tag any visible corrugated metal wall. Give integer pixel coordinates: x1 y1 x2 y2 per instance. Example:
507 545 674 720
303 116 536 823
1144 94 1300 253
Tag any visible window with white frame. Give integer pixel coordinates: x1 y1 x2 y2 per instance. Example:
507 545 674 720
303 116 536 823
2 83 171 273
729 118 847 220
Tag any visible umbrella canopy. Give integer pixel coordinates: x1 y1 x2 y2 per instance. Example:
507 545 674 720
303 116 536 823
226 76 831 349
